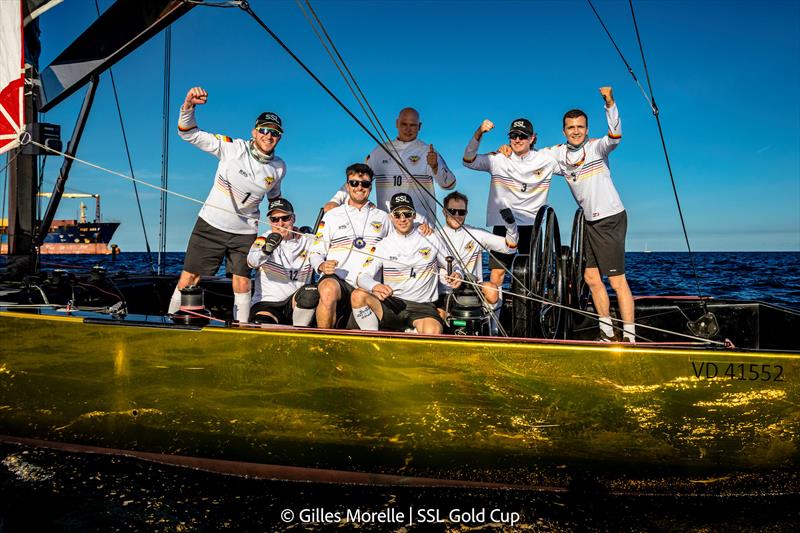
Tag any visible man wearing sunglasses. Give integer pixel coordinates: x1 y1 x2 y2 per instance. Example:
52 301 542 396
324 107 456 224
352 194 463 335
308 163 390 329
463 117 560 296
168 86 287 324
246 198 314 325
436 191 518 326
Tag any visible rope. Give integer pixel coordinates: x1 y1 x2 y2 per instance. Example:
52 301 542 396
627 0 707 310
93 0 155 273
300 0 502 329
21 126 720 345
586 0 653 111
296 0 507 334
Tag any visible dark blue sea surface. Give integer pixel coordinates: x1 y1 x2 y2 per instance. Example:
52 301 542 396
32 250 800 310
2 251 799 531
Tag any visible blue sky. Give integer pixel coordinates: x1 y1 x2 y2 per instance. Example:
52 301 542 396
24 0 800 251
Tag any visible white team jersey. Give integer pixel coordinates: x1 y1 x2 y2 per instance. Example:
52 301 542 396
463 137 559 227
328 138 456 223
357 229 461 304
543 104 624 222
309 202 390 286
178 107 285 234
247 233 313 303
437 224 517 295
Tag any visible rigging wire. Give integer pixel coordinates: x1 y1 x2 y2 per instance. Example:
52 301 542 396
626 0 707 309
292 0 506 334
94 0 155 274
588 0 707 310
294 0 389 150
241 0 528 334
586 0 653 111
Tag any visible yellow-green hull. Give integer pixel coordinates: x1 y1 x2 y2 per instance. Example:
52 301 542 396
1 310 798 493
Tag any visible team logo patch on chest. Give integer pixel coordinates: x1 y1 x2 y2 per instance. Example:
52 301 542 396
418 247 431 259
371 221 383 232
408 155 421 164
264 176 275 187
464 241 475 253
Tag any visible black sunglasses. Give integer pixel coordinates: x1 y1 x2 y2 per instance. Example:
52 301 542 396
269 214 293 222
391 210 415 220
508 132 530 140
348 179 372 189
257 127 282 138
447 208 467 216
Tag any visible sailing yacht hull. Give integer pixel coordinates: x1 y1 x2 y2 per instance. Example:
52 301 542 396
1 310 797 493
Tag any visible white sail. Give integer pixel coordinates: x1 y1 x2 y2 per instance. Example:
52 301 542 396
0 0 25 154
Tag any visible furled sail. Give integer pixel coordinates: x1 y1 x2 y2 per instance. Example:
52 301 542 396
0 0 25 154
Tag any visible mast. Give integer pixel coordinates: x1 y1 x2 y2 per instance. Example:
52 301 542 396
5 4 41 277
2 0 195 278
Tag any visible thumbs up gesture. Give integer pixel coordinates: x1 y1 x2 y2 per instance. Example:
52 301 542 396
427 144 439 174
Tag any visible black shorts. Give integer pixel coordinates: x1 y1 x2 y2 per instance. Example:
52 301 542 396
584 210 627 276
379 296 445 332
249 296 293 324
317 274 355 326
488 224 532 270
183 217 255 278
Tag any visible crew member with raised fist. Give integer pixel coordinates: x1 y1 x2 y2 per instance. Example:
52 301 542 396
167 86 287 323
546 87 635 342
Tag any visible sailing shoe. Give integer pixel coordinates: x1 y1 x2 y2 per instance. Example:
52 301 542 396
595 330 618 342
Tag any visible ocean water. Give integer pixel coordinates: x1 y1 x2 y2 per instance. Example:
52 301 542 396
1 251 799 531
33 250 800 310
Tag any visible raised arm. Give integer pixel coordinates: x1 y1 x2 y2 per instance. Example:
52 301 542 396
598 86 622 155
462 120 494 171
177 86 235 160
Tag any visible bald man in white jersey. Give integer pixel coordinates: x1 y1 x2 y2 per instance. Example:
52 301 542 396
325 107 456 224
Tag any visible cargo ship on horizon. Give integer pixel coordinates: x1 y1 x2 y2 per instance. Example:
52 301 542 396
1 193 119 254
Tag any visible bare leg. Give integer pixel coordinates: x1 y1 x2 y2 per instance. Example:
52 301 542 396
584 267 609 317
413 317 443 335
481 281 500 305
177 270 201 289
168 270 202 314
351 289 383 319
585 267 616 338
316 278 342 328
489 268 505 290
609 274 635 340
